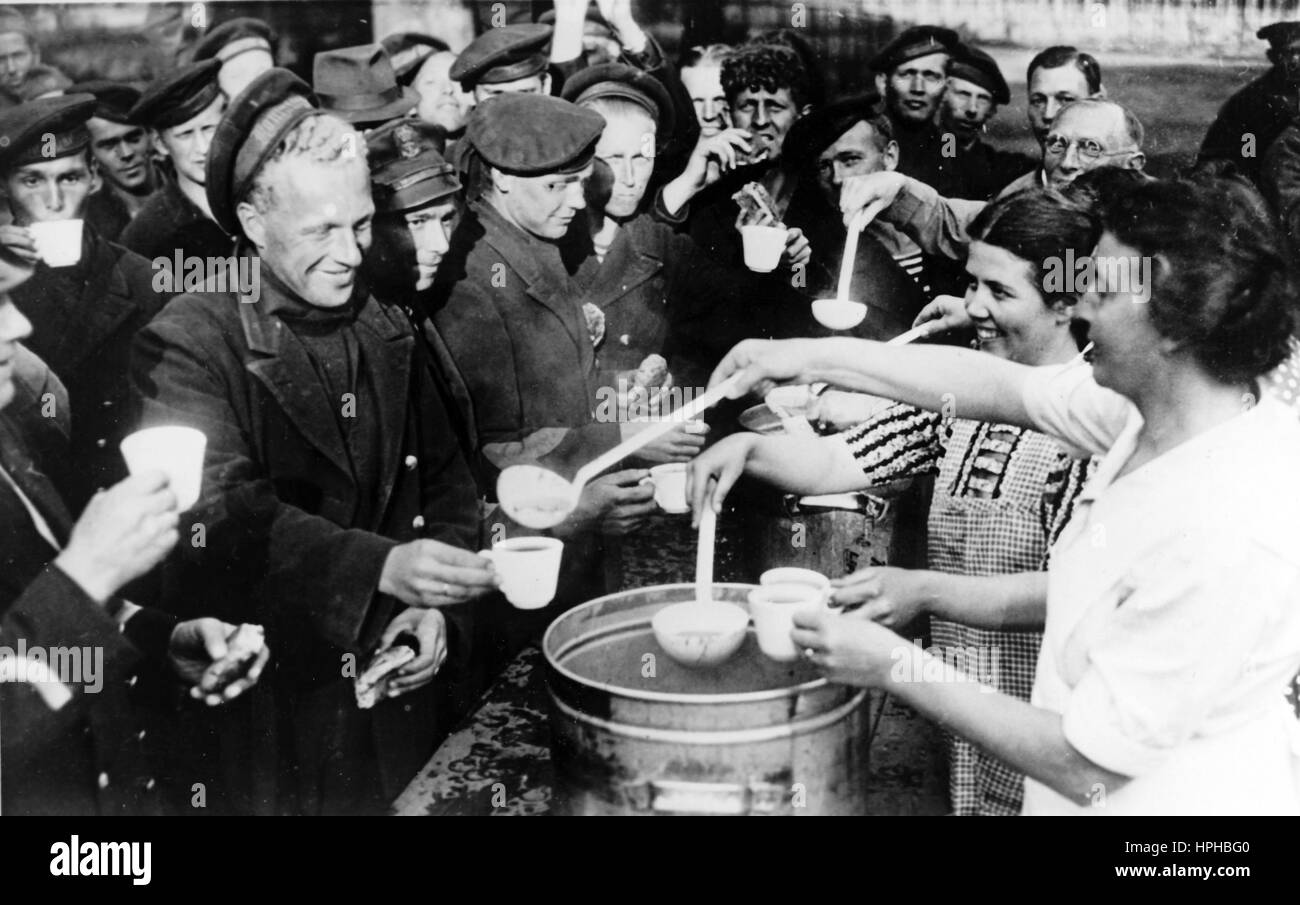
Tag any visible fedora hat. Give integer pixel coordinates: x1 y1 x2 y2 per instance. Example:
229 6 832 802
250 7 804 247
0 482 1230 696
313 43 418 126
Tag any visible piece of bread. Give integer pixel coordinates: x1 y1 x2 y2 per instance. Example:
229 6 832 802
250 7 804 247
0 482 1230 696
732 182 781 227
633 353 668 389
354 643 417 709
207 623 265 687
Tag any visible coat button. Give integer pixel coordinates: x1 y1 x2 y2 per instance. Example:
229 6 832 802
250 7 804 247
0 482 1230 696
412 515 425 529
127 674 138 688
96 438 107 448
101 399 113 407
404 455 418 469
98 772 110 789
620 334 630 345
145 778 156 791
137 729 147 741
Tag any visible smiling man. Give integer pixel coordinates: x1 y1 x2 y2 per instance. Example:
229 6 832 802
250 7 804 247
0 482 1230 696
130 69 495 815
119 60 231 264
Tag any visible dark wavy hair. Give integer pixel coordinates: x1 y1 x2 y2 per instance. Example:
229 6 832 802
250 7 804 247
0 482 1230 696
1027 45 1103 94
720 44 811 109
1098 176 1295 383
967 188 1102 313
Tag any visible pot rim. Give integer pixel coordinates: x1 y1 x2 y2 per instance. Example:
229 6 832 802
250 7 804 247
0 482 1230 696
542 582 838 705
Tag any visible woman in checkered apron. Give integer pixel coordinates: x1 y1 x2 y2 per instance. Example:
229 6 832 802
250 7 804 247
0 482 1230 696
689 188 1099 814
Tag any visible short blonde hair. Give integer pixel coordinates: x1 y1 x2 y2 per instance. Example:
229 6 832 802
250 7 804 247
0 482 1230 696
247 112 367 213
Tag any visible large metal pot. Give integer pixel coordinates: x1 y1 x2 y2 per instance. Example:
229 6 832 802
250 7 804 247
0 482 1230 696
543 583 869 815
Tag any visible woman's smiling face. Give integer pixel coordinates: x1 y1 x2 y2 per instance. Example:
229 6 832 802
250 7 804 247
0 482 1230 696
964 240 1073 366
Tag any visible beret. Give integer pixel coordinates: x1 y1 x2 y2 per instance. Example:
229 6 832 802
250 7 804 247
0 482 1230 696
0 94 95 170
206 68 319 235
450 23 552 88
192 17 275 64
781 92 891 166
947 43 1011 105
560 62 675 145
869 25 959 73
466 93 603 175
1258 21 1300 46
380 31 451 85
128 59 222 129
367 118 459 213
69 80 142 124
313 44 418 127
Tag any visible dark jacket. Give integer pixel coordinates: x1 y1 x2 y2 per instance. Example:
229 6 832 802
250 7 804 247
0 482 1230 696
119 176 233 264
84 185 134 243
891 115 963 197
0 414 172 816
130 263 480 815
948 136 1037 201
1198 68 1300 185
11 226 168 511
1263 118 1300 258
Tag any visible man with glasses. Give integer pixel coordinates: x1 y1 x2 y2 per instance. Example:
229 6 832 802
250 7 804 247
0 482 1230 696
1199 21 1300 187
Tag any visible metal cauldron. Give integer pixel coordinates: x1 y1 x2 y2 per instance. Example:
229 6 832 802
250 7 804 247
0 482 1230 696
543 583 869 815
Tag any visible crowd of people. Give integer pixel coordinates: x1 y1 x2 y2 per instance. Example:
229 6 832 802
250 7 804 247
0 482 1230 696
1 0 1298 816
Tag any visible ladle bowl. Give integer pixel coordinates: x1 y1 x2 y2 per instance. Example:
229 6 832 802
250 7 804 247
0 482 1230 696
812 297 868 331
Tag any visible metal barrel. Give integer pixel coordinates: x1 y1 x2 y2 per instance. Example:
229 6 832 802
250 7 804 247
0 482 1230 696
542 584 869 815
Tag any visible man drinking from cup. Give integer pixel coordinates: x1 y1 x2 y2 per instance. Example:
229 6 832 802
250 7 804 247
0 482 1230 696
0 94 168 511
130 70 497 815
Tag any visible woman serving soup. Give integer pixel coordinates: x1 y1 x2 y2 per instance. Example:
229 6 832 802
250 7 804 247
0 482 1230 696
700 178 1300 814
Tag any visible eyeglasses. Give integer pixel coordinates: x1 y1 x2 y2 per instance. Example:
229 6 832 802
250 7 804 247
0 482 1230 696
1042 135 1135 161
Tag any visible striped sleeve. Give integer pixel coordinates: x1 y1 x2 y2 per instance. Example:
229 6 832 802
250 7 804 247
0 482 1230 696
832 402 943 486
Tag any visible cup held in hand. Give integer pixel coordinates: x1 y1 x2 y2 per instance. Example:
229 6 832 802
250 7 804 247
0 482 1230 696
646 462 689 513
748 582 829 662
28 219 84 267
739 225 786 273
480 537 563 609
119 426 207 511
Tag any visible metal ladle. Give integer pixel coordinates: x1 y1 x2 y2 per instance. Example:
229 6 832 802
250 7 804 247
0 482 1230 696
497 373 745 530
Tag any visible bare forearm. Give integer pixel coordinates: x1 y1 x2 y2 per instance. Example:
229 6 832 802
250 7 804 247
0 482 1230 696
921 570 1048 630
800 339 1037 428
888 644 1129 804
745 434 866 495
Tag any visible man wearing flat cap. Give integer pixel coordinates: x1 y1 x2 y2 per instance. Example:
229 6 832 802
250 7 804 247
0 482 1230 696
313 43 419 132
130 69 494 815
191 15 276 99
77 80 159 241
0 94 167 511
119 59 231 266
939 43 1036 200
871 24 962 197
1198 21 1300 186
451 22 559 103
432 92 704 659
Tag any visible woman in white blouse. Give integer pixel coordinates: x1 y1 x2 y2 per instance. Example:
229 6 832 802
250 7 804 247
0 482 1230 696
701 176 1300 815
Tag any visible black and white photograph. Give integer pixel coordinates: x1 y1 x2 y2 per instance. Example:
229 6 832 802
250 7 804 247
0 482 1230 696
0 0 1297 843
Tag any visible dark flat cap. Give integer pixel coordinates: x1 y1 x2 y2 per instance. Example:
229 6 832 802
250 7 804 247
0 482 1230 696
314 44 418 126
560 62 675 143
367 118 459 213
381 31 451 85
947 43 1010 105
781 92 891 165
206 68 318 235
193 17 275 64
70 80 142 123
870 25 959 73
467 93 602 175
0 94 95 170
450 24 552 89
1259 21 1300 46
129 59 222 129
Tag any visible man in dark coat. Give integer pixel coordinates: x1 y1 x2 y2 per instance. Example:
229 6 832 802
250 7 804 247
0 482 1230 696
0 276 268 816
1198 21 1300 186
130 70 497 815
0 94 169 511
78 80 159 241
119 60 232 265
939 44 1036 201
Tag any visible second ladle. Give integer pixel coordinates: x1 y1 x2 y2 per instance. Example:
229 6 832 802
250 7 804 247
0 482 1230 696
497 373 744 530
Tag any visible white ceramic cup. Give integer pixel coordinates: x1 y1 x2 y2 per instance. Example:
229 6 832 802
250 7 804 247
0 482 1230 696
28 219 84 267
119 426 207 511
478 537 564 609
739 225 786 273
760 567 831 604
748 582 828 662
643 463 688 513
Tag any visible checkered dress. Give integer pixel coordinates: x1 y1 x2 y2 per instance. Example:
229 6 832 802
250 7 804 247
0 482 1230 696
842 405 1082 815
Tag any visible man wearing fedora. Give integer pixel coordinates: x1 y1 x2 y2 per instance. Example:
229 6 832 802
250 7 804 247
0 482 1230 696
130 69 497 815
314 43 419 133
119 60 232 265
76 80 159 241
0 94 167 512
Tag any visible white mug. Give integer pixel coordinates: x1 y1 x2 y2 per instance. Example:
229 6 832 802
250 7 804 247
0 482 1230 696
748 583 829 662
28 219 84 267
760 567 831 605
739 225 786 273
119 425 207 511
479 537 563 609
642 463 689 514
